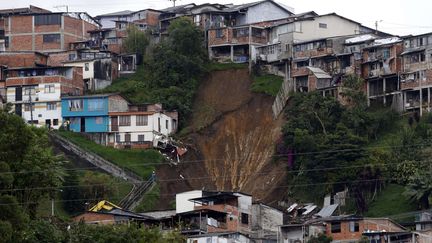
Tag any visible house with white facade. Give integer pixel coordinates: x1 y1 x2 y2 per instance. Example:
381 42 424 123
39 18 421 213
6 66 83 129
108 103 178 149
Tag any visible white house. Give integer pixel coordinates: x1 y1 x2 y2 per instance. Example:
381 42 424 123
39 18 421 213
107 103 178 149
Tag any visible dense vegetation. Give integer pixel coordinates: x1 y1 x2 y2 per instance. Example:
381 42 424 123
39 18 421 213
0 106 183 242
282 75 432 214
103 17 207 127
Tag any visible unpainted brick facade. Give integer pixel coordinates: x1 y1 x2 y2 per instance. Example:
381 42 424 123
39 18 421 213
2 14 98 52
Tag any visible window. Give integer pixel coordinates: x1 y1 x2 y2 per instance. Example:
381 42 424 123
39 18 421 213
35 14 61 25
46 102 57 110
233 28 249 37
119 116 131 126
136 115 148 126
125 133 131 142
319 23 327 29
88 99 104 111
216 29 223 38
24 104 35 111
241 213 249 225
44 84 55 93
115 133 121 142
166 120 169 129
95 117 103 124
382 48 391 59
53 119 59 126
349 221 359 232
420 53 426 62
69 54 76 60
24 87 36 95
68 99 83 111
138 134 145 142
85 63 89 71
43 34 60 43
331 222 341 233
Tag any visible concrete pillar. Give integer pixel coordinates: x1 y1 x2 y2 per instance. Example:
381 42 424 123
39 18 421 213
420 88 423 117
230 45 234 62
366 80 370 106
403 91 407 112
383 78 386 105
428 88 430 112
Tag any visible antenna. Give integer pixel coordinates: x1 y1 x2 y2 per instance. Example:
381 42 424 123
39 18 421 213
53 5 69 13
169 0 179 7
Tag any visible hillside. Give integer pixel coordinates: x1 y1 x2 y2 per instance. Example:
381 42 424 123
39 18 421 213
154 68 287 208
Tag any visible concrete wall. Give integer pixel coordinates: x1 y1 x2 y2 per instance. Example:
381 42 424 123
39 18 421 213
176 190 203 214
293 15 362 43
251 203 283 238
238 1 291 25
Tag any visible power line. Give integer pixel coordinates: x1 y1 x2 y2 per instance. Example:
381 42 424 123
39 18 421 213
7 139 432 176
1 158 431 193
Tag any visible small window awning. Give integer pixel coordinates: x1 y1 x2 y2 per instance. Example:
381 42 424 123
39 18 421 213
307 67 332 79
401 47 426 56
293 57 309 63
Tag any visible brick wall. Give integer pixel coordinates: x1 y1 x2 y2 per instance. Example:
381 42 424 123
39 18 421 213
401 69 432 90
48 51 72 66
0 53 48 67
73 212 115 224
10 16 32 34
146 11 161 27
292 67 309 77
9 36 33 51
325 219 404 242
308 75 317 91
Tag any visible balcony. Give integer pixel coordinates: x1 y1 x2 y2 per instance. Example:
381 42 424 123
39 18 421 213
208 26 267 47
257 43 291 63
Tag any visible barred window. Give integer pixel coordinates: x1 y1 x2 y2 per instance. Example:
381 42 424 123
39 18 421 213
136 115 148 126
43 34 60 43
119 116 130 126
46 102 57 110
35 14 61 25
138 134 145 142
44 84 55 93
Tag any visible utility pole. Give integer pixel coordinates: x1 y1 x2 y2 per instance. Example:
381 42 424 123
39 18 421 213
29 90 34 125
375 20 383 34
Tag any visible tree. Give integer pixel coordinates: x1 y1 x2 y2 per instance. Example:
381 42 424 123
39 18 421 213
80 171 115 205
62 169 84 214
307 233 332 243
123 25 149 57
405 169 432 209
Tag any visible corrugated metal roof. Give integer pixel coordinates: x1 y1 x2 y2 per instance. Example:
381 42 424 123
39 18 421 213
315 204 339 218
307 67 332 79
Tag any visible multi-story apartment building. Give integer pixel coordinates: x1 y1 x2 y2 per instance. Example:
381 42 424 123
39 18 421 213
0 6 100 53
362 37 403 107
5 66 83 128
400 32 432 115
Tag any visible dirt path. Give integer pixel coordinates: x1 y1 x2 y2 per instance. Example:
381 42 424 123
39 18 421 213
156 68 287 208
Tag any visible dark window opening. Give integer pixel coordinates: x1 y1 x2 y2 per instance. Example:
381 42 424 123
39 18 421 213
331 222 341 233
349 221 359 232
319 23 327 29
35 14 61 25
241 213 249 225
43 34 60 43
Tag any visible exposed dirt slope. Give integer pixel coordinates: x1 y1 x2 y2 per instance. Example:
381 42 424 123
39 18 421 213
156 68 286 208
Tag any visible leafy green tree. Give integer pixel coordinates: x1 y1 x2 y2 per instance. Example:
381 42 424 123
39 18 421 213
307 233 332 243
81 171 115 205
405 169 432 209
0 221 13 243
20 220 65 243
123 25 150 56
62 169 84 214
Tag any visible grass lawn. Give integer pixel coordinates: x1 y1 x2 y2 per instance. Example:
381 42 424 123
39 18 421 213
57 130 163 179
206 62 248 71
365 184 417 222
251 74 284 96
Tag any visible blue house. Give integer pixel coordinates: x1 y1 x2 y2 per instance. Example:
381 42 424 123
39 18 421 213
61 94 129 133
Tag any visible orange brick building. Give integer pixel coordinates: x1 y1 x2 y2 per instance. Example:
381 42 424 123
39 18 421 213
0 6 100 53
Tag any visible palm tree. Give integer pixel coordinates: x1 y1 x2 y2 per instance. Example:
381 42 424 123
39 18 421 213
405 170 432 209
